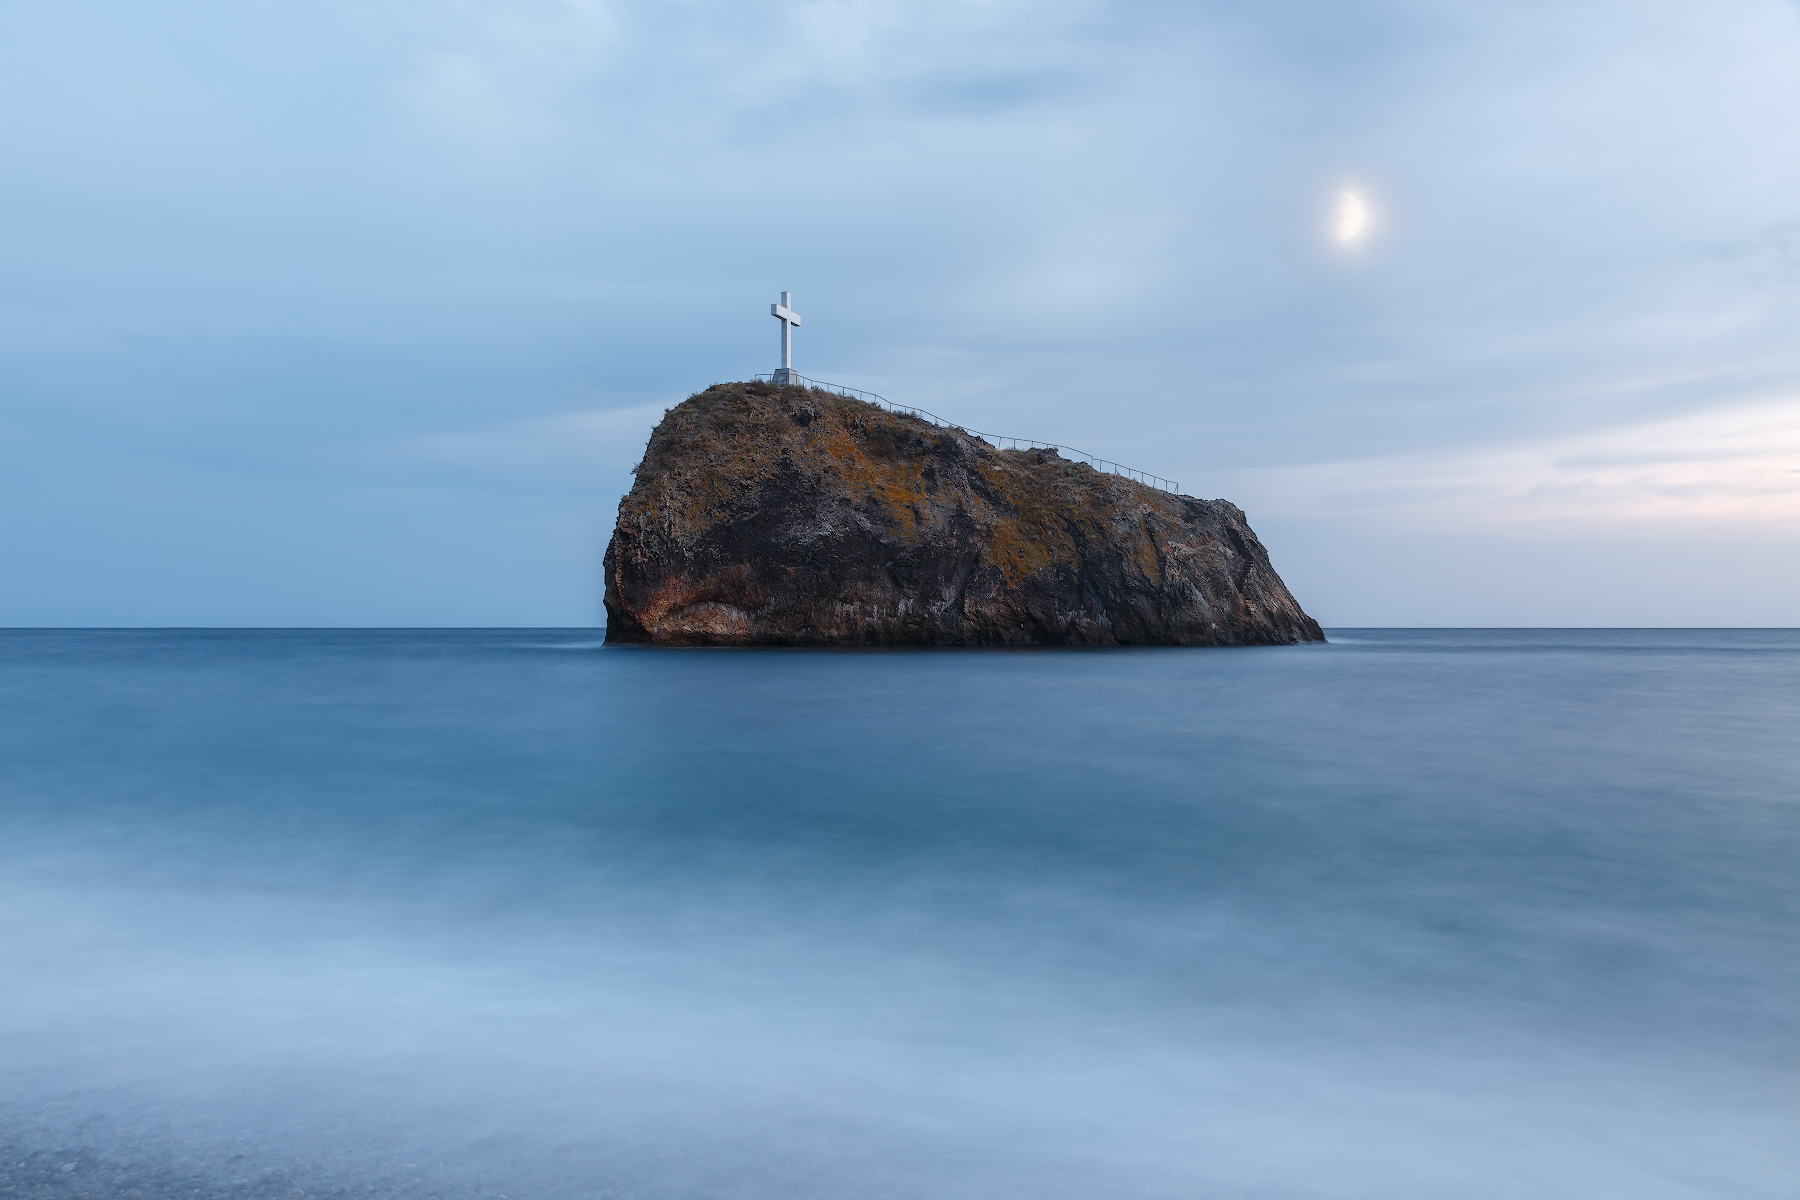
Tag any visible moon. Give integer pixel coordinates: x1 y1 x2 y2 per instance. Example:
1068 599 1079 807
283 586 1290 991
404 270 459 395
1335 190 1368 243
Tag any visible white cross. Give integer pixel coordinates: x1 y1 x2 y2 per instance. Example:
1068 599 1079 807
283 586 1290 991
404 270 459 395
771 290 801 384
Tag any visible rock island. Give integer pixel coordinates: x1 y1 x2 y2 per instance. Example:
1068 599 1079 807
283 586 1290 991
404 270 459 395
604 381 1323 646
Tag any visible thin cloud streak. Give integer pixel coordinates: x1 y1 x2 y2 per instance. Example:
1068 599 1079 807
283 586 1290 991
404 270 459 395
1227 398 1800 530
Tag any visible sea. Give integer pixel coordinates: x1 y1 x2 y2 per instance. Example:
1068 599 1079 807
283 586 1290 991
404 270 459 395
1 629 1795 1200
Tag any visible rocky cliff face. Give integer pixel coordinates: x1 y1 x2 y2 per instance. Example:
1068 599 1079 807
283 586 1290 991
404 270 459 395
604 381 1324 647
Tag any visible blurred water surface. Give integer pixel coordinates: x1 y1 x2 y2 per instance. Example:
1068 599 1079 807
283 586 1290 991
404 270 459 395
1 629 1796 1199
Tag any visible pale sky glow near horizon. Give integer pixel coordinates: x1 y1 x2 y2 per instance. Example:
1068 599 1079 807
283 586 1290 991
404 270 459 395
3 0 1799 627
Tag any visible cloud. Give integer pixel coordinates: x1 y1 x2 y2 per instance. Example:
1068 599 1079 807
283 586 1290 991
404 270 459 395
399 0 623 142
366 402 667 495
5 0 1800 622
1235 398 1800 531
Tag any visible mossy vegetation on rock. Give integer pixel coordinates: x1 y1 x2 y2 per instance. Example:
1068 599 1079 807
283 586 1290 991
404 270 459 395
603 381 1324 646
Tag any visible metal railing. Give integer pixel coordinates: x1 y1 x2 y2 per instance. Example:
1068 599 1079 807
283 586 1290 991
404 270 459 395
752 372 1182 495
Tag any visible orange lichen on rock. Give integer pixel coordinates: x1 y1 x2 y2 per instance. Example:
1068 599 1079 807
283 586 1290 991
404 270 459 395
603 381 1323 646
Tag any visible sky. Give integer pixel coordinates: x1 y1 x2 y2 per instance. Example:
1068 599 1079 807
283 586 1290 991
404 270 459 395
2 0 1798 627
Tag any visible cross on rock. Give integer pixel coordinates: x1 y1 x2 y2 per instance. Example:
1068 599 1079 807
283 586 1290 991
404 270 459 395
771 291 801 385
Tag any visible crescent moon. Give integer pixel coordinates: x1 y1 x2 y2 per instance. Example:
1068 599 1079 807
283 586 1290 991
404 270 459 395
1335 191 1367 242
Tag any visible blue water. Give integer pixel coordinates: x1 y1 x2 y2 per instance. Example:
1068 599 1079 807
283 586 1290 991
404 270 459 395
1 629 1795 1199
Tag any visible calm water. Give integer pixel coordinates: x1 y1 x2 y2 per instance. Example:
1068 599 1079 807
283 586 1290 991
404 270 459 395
1 629 1796 1199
